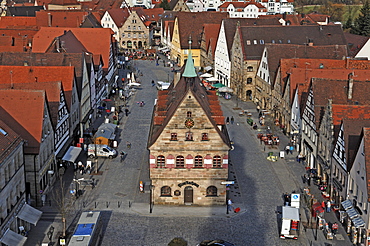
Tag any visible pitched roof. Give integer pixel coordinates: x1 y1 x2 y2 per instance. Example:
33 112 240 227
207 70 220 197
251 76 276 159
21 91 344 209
240 25 347 60
176 12 228 49
0 81 63 127
46 30 89 53
287 68 370 107
148 62 230 147
266 44 348 86
311 78 370 129
203 23 220 57
344 32 370 58
222 18 282 54
6 6 44 17
106 8 130 28
0 65 74 109
0 119 23 164
0 89 47 153
0 16 37 27
342 119 370 172
332 105 370 125
32 27 113 69
35 10 90 27
143 8 164 23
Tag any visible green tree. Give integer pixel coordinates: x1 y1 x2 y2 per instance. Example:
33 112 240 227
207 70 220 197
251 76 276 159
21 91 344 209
318 1 345 22
343 16 353 29
350 1 370 36
160 0 171 10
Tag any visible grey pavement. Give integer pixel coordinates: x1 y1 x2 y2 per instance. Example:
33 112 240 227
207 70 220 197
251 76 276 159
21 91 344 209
25 58 352 246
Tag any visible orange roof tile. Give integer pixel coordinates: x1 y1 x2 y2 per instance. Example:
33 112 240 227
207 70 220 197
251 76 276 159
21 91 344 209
36 10 90 28
332 105 370 125
0 16 37 28
0 89 46 152
32 27 113 69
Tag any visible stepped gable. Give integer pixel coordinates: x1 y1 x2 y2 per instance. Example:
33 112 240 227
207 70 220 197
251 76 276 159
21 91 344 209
149 64 227 147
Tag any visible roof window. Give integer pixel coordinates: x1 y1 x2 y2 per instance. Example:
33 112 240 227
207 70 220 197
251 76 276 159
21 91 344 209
0 128 7 136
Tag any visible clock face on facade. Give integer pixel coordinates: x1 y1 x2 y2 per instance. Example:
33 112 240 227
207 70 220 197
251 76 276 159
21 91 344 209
184 119 195 128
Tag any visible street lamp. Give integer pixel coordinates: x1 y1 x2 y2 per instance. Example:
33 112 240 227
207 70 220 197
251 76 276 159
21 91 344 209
47 225 54 245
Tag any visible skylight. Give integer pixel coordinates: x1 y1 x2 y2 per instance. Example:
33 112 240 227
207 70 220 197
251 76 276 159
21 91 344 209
0 128 7 136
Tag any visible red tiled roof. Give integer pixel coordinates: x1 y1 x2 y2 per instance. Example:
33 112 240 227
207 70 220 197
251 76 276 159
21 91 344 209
0 89 47 153
143 8 164 22
332 105 370 125
32 27 113 69
0 81 62 127
176 12 228 49
0 16 37 28
36 10 90 28
107 8 130 28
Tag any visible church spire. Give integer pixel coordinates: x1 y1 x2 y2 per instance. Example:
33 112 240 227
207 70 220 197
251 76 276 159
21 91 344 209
183 36 197 78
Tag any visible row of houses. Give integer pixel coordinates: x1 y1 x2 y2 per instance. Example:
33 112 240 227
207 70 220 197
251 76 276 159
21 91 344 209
0 24 119 246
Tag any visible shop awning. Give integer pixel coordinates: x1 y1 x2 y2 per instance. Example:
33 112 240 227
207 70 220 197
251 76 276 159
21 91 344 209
16 204 42 226
341 199 353 210
62 146 82 163
353 216 365 228
346 208 358 219
0 229 26 246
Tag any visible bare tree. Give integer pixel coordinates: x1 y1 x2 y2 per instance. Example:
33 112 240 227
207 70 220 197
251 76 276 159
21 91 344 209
51 176 74 237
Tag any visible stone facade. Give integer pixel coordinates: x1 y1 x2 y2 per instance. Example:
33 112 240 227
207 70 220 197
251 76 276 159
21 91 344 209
149 80 230 206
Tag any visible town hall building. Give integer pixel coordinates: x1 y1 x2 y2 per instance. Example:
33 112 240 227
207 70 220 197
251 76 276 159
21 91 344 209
148 51 231 206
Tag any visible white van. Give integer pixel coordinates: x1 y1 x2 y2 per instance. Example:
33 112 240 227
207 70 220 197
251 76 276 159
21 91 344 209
88 144 117 159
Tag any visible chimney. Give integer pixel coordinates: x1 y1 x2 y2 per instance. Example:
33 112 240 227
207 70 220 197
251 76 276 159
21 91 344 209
348 73 353 100
48 13 52 27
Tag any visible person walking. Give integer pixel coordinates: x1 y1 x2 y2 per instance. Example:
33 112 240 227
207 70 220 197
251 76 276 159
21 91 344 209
227 199 234 212
322 201 326 210
126 141 131 149
226 117 230 125
326 200 331 212
230 116 234 124
120 151 126 162
331 222 338 235
125 108 129 116
285 145 290 155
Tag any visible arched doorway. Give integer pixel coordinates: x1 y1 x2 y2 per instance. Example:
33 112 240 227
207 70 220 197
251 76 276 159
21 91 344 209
246 90 252 100
184 186 193 204
138 41 143 48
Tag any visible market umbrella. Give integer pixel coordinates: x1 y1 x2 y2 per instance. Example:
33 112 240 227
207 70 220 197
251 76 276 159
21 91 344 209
212 83 225 88
218 87 233 93
206 77 219 82
128 82 141 87
200 73 212 78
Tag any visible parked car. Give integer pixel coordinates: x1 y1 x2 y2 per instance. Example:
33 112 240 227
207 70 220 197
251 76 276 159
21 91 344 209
197 240 235 246
88 144 117 159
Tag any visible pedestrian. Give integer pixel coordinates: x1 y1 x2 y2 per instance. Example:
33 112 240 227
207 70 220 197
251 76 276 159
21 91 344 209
303 174 307 184
126 141 131 149
326 200 331 212
331 222 338 235
283 193 290 206
256 105 260 113
227 199 234 212
226 117 230 125
289 145 294 154
120 151 126 162
125 108 129 116
151 80 155 86
230 116 234 124
285 145 290 155
321 201 326 210
307 176 311 186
